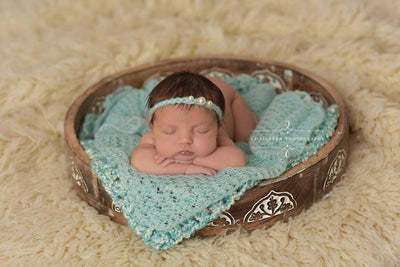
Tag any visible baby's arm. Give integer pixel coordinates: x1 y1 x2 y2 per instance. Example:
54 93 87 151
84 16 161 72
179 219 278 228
131 132 216 176
192 129 246 171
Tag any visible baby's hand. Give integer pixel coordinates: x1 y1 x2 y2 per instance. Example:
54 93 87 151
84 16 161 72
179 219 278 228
154 154 192 167
185 165 217 176
154 154 174 167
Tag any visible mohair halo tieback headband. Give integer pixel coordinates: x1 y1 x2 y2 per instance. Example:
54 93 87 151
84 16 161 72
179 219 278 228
148 96 223 121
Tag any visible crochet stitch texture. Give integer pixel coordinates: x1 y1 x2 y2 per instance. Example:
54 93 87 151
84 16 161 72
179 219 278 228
79 75 338 250
148 96 224 121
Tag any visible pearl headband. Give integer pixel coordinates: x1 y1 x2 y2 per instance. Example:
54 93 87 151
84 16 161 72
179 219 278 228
148 96 223 121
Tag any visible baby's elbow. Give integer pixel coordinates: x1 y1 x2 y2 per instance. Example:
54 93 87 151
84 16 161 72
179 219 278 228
130 155 140 170
131 156 151 173
229 149 246 168
237 153 247 167
130 150 146 171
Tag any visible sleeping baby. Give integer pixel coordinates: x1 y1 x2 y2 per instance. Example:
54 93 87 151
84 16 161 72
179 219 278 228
130 71 259 176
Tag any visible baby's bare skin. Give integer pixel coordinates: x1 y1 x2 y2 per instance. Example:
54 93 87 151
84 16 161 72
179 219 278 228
131 77 258 176
207 77 259 142
132 125 240 176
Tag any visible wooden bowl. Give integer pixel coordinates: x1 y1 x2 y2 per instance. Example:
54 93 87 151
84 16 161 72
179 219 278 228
64 56 349 237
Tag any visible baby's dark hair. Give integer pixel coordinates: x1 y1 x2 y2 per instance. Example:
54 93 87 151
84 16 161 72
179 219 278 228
147 71 225 122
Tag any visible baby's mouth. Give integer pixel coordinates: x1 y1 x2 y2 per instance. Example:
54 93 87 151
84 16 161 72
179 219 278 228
179 150 194 156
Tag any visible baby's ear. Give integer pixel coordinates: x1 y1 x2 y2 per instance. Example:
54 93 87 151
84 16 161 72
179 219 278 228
218 119 224 128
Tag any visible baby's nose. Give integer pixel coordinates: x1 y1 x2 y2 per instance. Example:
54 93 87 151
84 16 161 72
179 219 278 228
179 133 193 144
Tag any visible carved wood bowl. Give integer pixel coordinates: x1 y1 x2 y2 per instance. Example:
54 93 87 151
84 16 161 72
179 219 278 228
64 56 349 237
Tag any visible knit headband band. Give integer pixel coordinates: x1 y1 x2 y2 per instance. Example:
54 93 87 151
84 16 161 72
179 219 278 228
148 96 223 121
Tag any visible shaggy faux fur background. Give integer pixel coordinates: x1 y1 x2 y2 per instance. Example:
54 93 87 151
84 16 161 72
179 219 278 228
1 0 399 265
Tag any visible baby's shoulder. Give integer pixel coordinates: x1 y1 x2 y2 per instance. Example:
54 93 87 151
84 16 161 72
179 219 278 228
139 131 155 145
217 128 235 147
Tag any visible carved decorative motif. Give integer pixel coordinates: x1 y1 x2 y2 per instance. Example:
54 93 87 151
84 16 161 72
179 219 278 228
244 190 297 223
89 96 106 114
69 156 88 193
250 68 288 94
112 200 122 213
308 91 329 109
283 69 293 83
323 149 347 191
200 68 234 79
207 211 236 227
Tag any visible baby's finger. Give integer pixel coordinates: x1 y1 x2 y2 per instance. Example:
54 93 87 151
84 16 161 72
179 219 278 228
174 159 192 164
155 155 166 164
160 161 168 167
161 159 174 167
156 157 164 164
204 168 214 176
204 167 216 176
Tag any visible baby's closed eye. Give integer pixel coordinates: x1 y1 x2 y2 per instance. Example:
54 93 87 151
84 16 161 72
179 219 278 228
195 128 210 134
162 128 176 135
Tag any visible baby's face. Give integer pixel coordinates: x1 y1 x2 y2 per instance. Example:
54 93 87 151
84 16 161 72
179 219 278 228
151 105 219 161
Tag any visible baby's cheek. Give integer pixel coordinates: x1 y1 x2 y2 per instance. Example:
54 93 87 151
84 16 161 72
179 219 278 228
155 141 175 158
197 137 217 156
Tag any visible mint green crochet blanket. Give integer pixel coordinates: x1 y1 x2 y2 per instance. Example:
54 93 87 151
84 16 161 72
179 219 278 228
79 75 339 250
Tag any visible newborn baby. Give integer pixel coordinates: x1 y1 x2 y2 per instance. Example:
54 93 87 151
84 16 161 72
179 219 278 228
131 71 259 176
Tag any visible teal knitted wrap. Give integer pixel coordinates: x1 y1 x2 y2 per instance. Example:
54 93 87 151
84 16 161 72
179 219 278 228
78 75 339 250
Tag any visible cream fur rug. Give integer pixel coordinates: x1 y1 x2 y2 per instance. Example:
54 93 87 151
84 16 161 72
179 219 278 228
1 0 399 266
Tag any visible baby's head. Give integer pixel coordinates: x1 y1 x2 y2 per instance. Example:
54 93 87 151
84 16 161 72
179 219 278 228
147 71 225 123
146 71 225 161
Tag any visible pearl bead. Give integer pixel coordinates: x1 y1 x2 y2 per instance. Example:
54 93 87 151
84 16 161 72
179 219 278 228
197 97 206 105
188 95 194 101
207 100 213 107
